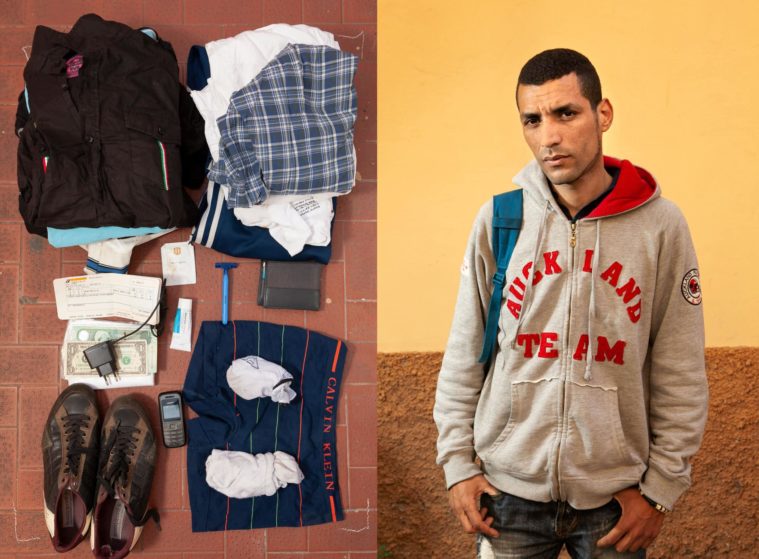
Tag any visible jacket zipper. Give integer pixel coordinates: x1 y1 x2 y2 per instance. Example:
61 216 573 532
553 221 577 501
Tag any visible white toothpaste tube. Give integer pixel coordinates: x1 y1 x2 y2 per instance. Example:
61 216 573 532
170 298 193 352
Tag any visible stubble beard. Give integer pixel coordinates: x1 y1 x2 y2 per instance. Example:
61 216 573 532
543 138 603 189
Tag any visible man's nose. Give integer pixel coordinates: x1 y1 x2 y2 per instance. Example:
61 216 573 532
540 120 561 149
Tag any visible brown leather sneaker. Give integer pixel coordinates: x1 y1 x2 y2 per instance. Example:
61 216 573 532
91 396 160 559
42 384 101 552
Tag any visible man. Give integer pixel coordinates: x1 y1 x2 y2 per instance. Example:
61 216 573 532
433 49 708 558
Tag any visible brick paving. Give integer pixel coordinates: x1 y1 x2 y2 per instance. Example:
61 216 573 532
0 1 376 556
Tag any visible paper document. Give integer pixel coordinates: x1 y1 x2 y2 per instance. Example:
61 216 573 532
65 374 156 390
161 242 196 286
53 274 162 325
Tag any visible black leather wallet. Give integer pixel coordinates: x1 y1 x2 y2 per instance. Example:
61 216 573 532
258 261 323 311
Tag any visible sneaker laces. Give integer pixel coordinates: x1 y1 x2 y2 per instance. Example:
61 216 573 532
97 421 161 530
62 413 91 478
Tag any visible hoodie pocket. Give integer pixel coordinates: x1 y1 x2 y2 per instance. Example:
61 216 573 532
561 382 635 478
483 378 559 478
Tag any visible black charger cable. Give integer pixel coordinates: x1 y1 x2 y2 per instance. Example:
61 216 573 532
110 294 163 344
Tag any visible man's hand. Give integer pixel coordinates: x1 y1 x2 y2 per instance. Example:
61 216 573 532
597 488 665 553
448 475 501 538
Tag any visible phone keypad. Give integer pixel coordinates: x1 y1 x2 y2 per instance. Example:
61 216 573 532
162 422 185 447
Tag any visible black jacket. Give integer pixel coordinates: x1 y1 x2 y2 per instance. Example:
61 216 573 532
17 14 207 236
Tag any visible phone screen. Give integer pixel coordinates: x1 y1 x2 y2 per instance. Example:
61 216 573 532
163 400 181 420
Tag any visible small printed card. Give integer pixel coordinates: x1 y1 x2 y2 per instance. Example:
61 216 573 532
161 242 196 286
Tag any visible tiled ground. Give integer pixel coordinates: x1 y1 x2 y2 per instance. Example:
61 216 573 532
0 1 377 557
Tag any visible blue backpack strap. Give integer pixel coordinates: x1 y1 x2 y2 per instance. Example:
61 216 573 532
478 189 523 364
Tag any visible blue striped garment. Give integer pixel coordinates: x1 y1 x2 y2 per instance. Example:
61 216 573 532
208 44 358 207
190 181 334 264
184 321 347 530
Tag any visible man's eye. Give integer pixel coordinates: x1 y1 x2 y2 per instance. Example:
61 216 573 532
561 111 575 118
524 118 539 126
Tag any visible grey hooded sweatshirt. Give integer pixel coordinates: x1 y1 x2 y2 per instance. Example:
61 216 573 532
434 156 708 511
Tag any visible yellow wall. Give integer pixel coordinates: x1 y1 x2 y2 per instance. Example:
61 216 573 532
378 0 759 352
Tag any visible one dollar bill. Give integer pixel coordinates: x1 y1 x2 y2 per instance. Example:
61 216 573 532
63 340 149 377
65 320 158 374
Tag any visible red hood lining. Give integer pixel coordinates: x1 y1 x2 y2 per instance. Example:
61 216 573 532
586 156 657 218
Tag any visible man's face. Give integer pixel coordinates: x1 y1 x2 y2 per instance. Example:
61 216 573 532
516 73 612 187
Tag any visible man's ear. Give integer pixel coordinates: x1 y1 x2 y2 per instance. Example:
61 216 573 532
597 98 613 132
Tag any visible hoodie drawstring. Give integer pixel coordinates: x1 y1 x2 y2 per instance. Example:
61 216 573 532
510 200 549 349
584 220 601 381
503 193 602 382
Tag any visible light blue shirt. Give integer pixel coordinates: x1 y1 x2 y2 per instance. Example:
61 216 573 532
47 226 169 248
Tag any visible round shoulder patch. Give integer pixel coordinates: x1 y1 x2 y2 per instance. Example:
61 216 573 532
681 269 702 305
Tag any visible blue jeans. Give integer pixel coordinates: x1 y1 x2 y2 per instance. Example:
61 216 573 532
477 493 645 559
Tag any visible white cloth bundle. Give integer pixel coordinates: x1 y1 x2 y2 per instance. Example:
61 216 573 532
221 186 334 256
226 355 297 403
205 449 304 498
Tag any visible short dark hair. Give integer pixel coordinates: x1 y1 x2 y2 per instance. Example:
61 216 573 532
517 49 602 108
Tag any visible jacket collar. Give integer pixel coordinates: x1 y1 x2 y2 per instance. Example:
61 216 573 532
27 14 122 75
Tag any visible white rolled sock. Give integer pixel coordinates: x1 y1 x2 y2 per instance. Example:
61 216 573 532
205 449 304 498
226 355 297 403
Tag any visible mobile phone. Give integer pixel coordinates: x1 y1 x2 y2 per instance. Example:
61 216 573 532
158 391 187 448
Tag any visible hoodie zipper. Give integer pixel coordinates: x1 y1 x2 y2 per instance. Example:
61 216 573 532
553 220 578 501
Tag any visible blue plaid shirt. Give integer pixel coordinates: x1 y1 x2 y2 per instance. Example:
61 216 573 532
208 44 359 207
